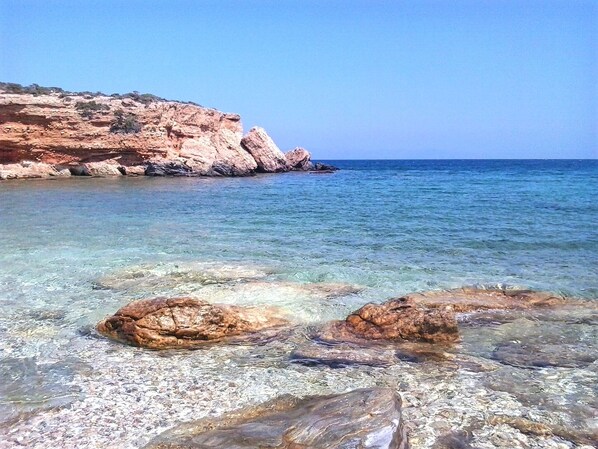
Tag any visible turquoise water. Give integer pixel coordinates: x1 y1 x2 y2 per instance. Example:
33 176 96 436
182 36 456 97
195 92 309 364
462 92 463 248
0 160 597 448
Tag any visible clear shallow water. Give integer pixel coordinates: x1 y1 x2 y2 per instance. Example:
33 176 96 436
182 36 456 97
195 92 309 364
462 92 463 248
0 160 597 448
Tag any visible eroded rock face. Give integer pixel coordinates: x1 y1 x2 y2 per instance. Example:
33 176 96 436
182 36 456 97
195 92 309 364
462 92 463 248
145 388 408 449
96 297 289 349
240 126 289 172
0 89 317 178
0 161 70 179
319 297 459 344
404 287 568 313
285 147 313 171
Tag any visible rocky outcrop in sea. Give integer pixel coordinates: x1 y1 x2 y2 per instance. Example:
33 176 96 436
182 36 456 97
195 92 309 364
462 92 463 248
0 83 336 179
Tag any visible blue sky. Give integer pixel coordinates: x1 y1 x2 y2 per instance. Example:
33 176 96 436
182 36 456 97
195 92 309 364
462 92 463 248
1 0 596 159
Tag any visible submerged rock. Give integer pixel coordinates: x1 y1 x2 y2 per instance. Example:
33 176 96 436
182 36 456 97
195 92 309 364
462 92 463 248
0 357 83 425
319 297 459 344
290 343 398 368
404 287 568 313
487 317 598 369
96 297 289 349
240 126 288 173
488 415 597 446
492 341 598 369
431 430 477 449
144 388 408 449
94 262 272 293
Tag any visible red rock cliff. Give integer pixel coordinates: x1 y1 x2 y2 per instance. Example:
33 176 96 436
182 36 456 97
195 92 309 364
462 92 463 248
0 86 317 179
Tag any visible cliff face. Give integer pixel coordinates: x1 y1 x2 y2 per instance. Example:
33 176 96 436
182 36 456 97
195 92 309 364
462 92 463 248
0 88 317 179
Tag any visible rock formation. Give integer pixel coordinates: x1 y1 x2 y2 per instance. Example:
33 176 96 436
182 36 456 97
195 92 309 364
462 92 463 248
403 287 569 312
319 297 459 344
240 126 289 172
285 147 314 171
96 297 289 349
0 84 330 179
145 388 408 449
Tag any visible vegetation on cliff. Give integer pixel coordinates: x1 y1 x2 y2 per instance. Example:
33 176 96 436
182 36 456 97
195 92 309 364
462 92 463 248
0 81 200 106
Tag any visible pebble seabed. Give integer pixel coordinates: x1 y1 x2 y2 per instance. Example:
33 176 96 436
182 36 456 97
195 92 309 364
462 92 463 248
0 262 596 449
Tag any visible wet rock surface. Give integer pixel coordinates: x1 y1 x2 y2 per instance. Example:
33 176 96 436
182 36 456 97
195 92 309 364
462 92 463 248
2 270 596 449
285 147 314 171
319 297 459 344
96 297 290 349
93 262 272 293
145 388 408 449
313 162 339 172
290 343 399 368
403 287 570 313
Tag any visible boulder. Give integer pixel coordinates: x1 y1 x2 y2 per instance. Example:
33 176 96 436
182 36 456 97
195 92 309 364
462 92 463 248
404 287 569 313
240 126 289 173
82 160 123 177
319 297 459 344
122 165 146 176
0 161 70 180
96 297 289 349
144 388 408 449
285 147 314 171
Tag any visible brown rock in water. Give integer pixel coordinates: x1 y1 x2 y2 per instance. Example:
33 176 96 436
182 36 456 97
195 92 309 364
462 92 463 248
145 388 408 449
0 86 314 179
96 297 289 349
285 147 314 171
240 126 289 172
319 297 459 344
404 287 568 313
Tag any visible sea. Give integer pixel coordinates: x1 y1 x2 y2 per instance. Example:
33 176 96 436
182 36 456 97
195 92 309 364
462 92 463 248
0 160 596 448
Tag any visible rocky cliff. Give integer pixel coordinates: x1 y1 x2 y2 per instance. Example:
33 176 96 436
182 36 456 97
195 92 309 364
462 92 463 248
0 83 329 180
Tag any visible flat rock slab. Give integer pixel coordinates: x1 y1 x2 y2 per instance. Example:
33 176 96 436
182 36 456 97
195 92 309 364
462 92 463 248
290 344 399 368
96 297 289 349
403 287 569 313
145 388 408 449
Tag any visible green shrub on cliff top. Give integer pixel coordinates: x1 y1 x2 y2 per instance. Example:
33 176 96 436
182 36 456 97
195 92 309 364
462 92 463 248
110 109 142 134
75 100 110 119
0 81 202 106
